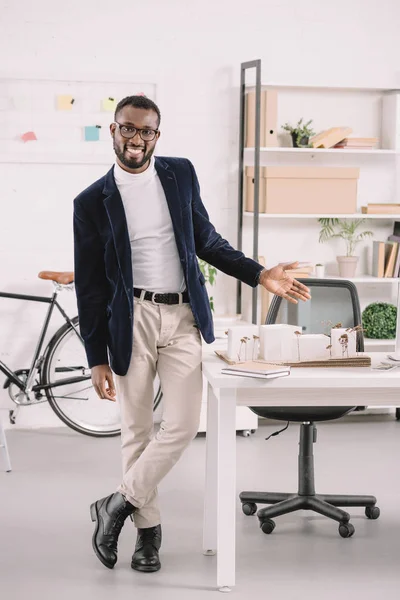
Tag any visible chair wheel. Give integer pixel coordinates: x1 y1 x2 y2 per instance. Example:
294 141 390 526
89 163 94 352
260 519 276 534
339 522 355 538
365 506 380 520
242 502 257 516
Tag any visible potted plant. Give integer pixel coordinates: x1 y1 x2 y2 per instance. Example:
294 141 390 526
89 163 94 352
198 259 217 312
282 118 315 148
362 302 397 339
318 218 373 278
315 263 325 278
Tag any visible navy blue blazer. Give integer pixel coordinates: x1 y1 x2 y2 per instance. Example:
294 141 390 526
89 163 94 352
73 156 263 376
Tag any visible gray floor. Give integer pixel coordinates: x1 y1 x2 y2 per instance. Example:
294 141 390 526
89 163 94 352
1 415 400 599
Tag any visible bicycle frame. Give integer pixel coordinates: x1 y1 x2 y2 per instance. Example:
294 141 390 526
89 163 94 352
0 288 89 395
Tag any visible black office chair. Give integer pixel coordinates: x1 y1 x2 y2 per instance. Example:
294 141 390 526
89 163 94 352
239 279 380 538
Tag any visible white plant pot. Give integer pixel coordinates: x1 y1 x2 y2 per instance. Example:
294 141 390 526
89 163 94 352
259 324 302 362
330 327 357 358
315 265 325 278
337 256 358 278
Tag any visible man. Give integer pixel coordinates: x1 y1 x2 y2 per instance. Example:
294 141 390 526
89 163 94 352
73 95 310 574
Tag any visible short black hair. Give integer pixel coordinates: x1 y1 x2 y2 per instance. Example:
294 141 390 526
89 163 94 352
114 95 161 127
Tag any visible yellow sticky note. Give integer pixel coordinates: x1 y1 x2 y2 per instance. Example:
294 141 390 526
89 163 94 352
57 95 75 110
102 97 117 111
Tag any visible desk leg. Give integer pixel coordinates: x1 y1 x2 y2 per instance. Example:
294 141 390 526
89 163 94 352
203 385 237 592
0 420 12 473
203 382 218 556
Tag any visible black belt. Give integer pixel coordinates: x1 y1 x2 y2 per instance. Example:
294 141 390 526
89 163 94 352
133 287 189 305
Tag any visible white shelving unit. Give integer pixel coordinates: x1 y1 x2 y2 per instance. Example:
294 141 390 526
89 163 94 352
238 59 400 354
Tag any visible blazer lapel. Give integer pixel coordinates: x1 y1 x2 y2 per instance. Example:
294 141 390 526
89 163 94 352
155 158 187 262
102 167 133 296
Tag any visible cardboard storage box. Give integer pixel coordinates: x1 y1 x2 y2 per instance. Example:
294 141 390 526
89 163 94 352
245 167 267 212
245 167 359 214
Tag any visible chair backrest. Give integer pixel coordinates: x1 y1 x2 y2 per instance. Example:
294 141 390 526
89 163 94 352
266 278 364 352
250 278 363 422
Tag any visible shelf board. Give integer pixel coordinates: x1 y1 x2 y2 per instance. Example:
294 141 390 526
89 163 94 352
244 147 397 155
246 82 400 92
243 212 400 219
322 275 400 283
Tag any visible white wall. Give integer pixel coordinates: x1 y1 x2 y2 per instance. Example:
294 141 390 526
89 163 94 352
1 0 400 427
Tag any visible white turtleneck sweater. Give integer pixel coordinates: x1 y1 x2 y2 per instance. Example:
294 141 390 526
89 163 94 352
113 157 185 293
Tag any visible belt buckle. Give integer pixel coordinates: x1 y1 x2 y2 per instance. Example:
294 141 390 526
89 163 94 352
151 292 161 305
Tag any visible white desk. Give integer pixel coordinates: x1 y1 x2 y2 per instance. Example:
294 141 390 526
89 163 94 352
201 352 400 592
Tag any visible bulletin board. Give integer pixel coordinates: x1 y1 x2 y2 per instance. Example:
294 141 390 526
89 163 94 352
0 78 157 164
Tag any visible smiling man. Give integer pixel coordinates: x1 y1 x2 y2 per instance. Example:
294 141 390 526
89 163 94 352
73 95 310 575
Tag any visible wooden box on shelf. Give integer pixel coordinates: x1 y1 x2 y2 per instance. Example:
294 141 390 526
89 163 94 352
262 166 359 214
245 167 267 212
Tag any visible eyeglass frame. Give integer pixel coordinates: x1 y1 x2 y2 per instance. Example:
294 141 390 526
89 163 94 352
113 121 159 141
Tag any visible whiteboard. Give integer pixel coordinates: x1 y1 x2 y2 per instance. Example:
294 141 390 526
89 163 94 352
0 78 157 164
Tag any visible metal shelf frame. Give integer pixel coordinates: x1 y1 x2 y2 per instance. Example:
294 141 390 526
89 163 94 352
237 59 262 324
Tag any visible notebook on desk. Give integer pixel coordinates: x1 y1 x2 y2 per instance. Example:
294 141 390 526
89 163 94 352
221 361 291 380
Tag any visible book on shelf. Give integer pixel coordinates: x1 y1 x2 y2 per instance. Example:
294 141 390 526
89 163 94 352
362 203 400 214
384 242 398 277
372 240 400 278
284 270 311 278
309 127 353 149
334 137 379 149
393 221 400 237
372 241 385 277
221 361 291 380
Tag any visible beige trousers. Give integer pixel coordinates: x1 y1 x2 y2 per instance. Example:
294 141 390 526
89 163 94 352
114 296 203 529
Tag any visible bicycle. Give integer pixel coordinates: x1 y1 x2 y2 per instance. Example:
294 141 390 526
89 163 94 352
0 271 163 437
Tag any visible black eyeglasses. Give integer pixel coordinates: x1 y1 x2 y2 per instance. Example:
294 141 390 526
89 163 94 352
114 122 158 142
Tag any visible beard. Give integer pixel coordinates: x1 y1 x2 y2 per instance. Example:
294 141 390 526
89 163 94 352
113 141 154 170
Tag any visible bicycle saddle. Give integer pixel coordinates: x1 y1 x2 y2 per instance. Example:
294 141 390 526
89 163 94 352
38 271 74 285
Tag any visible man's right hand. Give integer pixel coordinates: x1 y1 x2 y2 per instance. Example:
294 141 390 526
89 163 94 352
91 365 116 402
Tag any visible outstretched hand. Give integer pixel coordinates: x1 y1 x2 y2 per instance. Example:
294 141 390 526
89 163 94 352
259 261 311 304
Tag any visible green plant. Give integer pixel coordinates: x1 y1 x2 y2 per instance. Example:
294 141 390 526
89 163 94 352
198 259 217 312
318 218 373 257
362 302 397 339
282 118 315 147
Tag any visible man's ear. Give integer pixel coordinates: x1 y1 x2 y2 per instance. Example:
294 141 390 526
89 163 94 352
110 123 116 138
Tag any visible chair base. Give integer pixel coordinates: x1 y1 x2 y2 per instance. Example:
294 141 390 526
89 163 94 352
239 422 379 537
240 490 377 524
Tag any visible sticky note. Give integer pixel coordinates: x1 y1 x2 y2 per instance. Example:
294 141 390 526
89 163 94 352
57 95 75 110
102 97 117 111
21 131 37 143
84 126 100 142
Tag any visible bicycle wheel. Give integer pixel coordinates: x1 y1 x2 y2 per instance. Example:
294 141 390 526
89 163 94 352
42 317 163 437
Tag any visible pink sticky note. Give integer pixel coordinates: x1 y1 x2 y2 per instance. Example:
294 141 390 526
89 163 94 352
21 131 37 143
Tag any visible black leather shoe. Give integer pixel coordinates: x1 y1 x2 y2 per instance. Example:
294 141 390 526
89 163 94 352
90 492 135 569
131 525 162 572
